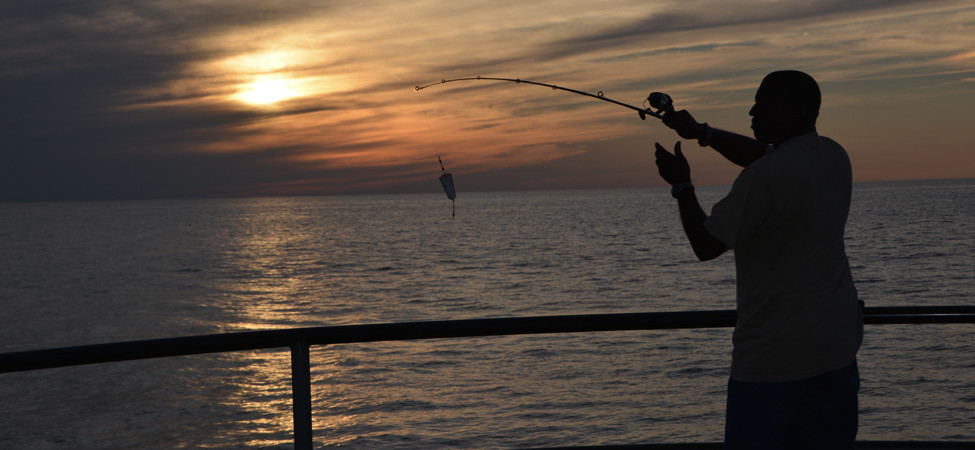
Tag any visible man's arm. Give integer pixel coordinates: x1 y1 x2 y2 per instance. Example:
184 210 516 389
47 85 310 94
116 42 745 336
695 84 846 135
654 142 728 261
673 185 727 261
705 128 767 168
661 110 766 167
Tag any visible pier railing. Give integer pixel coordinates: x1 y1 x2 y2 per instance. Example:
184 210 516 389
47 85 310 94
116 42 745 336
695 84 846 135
2 306 974 449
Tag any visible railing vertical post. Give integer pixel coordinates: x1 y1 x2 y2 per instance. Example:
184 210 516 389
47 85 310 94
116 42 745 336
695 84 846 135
291 341 313 450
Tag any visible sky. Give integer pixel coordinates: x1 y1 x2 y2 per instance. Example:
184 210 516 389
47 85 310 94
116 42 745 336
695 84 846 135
2 0 974 202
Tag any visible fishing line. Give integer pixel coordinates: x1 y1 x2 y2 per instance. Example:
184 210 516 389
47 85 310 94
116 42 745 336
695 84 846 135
415 76 675 217
410 74 460 218
415 76 675 120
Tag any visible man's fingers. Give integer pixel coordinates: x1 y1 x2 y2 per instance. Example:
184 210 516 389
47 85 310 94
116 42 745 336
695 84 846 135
661 112 674 127
654 142 670 159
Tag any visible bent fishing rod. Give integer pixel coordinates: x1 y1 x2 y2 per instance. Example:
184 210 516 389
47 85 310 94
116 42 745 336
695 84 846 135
415 76 675 120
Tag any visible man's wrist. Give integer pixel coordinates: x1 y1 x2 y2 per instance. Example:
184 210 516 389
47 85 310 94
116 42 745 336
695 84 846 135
697 123 714 147
671 181 694 198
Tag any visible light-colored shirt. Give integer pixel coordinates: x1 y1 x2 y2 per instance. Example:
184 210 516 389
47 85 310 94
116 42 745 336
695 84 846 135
704 132 861 382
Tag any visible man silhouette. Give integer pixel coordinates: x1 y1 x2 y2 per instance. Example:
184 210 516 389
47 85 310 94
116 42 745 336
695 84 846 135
654 70 862 449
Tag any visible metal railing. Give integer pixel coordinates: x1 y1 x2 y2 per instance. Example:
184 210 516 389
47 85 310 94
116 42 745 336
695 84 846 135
2 306 974 449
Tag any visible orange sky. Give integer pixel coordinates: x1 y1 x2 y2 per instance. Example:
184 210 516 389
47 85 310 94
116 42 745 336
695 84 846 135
3 1 974 201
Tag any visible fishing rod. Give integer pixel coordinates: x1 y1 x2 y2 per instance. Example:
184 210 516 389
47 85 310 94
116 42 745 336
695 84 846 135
415 76 675 120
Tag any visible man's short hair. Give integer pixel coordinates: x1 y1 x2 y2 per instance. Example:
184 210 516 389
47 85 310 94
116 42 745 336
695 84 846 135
761 70 821 124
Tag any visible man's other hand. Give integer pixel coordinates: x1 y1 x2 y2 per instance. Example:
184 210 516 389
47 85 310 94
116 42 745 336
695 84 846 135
654 141 691 185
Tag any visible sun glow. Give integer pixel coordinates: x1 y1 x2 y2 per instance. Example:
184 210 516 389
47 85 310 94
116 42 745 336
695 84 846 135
236 76 300 105
220 48 354 107
223 50 311 106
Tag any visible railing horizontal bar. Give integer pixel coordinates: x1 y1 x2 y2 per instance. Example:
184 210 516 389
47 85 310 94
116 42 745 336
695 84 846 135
863 305 975 324
854 441 975 449
539 441 975 449
2 306 974 374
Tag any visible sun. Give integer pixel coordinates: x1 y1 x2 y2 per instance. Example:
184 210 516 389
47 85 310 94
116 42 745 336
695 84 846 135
223 50 349 106
236 76 300 105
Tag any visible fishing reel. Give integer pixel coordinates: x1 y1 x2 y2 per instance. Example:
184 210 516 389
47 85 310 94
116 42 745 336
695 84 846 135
639 92 674 120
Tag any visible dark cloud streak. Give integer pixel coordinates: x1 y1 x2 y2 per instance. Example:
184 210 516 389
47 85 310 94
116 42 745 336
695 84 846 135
533 0 939 65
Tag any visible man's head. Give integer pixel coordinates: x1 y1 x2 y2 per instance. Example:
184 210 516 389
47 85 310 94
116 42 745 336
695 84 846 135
749 70 821 146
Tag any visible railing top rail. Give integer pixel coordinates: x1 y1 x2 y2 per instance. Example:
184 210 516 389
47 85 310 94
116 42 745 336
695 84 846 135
2 306 974 374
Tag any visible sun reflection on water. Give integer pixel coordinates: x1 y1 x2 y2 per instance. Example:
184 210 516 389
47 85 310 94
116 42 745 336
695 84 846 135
197 199 376 445
211 199 336 331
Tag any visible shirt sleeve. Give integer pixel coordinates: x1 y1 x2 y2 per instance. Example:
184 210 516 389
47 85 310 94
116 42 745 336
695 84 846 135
703 166 774 249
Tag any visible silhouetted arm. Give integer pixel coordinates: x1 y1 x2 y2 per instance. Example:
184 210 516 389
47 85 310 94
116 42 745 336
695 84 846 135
661 110 766 167
654 142 728 261
704 128 767 167
674 187 727 261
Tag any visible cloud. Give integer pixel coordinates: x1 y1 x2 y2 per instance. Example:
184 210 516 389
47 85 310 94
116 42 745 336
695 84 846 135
521 1 933 63
945 50 975 62
2 0 973 201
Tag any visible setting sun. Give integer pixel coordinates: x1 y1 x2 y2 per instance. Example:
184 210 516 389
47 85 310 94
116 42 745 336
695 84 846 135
236 76 300 105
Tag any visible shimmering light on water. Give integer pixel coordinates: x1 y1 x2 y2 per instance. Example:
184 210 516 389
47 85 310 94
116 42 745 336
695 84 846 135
1 180 973 447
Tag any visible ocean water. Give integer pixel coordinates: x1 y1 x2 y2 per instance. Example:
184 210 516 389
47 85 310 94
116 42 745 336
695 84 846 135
1 179 973 448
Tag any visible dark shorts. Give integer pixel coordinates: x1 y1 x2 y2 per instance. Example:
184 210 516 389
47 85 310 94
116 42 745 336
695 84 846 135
725 360 859 450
